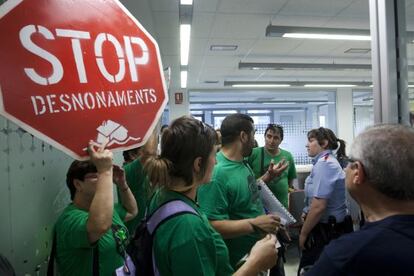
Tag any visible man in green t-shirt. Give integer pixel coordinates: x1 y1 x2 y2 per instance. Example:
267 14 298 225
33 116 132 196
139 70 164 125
248 124 297 209
198 114 288 269
55 142 138 276
248 123 297 276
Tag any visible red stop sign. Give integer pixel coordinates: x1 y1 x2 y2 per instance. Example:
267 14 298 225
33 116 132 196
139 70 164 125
0 0 168 159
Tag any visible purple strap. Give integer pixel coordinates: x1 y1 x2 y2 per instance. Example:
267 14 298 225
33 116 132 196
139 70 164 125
147 200 197 276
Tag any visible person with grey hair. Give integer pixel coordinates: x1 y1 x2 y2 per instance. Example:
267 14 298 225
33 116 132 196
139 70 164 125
306 124 414 276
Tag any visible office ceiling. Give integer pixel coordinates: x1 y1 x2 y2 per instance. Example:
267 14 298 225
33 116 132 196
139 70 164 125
124 0 414 103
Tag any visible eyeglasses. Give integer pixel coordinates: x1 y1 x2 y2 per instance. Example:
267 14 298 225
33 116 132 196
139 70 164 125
343 156 368 176
342 156 360 165
83 173 98 180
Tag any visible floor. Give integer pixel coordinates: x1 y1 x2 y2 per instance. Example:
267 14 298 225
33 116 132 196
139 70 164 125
284 239 300 276
283 228 301 276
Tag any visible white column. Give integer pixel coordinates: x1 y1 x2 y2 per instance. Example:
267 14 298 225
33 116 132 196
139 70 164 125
369 0 406 124
336 88 354 153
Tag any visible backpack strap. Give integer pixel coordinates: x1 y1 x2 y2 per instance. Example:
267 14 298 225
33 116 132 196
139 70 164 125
147 200 198 276
260 147 265 176
147 200 198 234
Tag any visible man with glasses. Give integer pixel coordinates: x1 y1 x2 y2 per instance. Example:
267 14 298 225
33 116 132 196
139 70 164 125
54 141 138 276
307 124 414 275
198 114 288 270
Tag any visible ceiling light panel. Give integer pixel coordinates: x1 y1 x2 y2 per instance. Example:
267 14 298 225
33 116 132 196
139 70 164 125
304 84 357 87
282 33 371 41
266 25 371 41
232 84 291 88
224 81 372 87
181 71 188 88
180 24 191 66
180 0 193 5
238 62 371 71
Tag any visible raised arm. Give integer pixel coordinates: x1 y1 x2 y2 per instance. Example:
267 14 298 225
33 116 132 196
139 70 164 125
113 164 138 222
86 141 114 244
140 121 160 165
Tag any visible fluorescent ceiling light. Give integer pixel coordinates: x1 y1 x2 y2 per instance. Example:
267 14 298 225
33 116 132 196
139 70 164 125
180 24 191 66
180 0 193 5
232 84 291 88
215 103 237 106
266 25 371 41
239 62 371 71
225 81 371 87
282 33 371 41
181 71 187 88
263 102 295 105
304 84 356 88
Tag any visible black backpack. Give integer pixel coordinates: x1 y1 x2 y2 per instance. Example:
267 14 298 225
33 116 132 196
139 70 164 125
126 200 198 275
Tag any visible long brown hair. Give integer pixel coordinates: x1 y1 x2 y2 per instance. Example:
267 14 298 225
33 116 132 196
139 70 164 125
145 116 216 191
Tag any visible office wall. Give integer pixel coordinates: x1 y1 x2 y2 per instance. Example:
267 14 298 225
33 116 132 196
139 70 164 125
0 117 73 275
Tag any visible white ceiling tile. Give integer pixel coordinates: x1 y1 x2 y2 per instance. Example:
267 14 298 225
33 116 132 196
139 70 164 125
153 11 178 39
149 0 179 12
279 0 354 17
209 13 270 39
192 12 216 39
217 0 288 14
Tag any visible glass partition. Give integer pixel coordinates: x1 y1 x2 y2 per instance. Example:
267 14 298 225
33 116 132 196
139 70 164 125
190 91 337 165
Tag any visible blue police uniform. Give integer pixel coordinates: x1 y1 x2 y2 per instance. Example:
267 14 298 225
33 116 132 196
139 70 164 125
299 150 348 273
303 150 346 222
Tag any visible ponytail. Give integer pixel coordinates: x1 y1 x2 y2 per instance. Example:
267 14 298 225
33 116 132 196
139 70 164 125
336 138 347 160
144 155 172 189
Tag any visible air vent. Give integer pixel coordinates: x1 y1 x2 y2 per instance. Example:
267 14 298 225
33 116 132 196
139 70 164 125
210 45 238 51
204 80 219 84
344 48 371 54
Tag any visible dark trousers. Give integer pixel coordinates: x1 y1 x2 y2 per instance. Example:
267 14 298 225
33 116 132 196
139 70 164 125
297 217 353 275
269 246 285 276
297 224 328 275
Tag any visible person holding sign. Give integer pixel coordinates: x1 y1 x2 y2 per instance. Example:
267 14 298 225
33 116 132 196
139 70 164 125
198 114 288 270
54 141 138 276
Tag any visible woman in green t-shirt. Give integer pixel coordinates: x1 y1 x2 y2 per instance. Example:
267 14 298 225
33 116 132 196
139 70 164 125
144 116 278 276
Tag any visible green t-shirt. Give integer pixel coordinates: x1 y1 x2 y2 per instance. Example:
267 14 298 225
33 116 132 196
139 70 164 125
149 189 234 276
248 147 297 208
198 151 264 268
120 157 152 234
55 204 128 276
